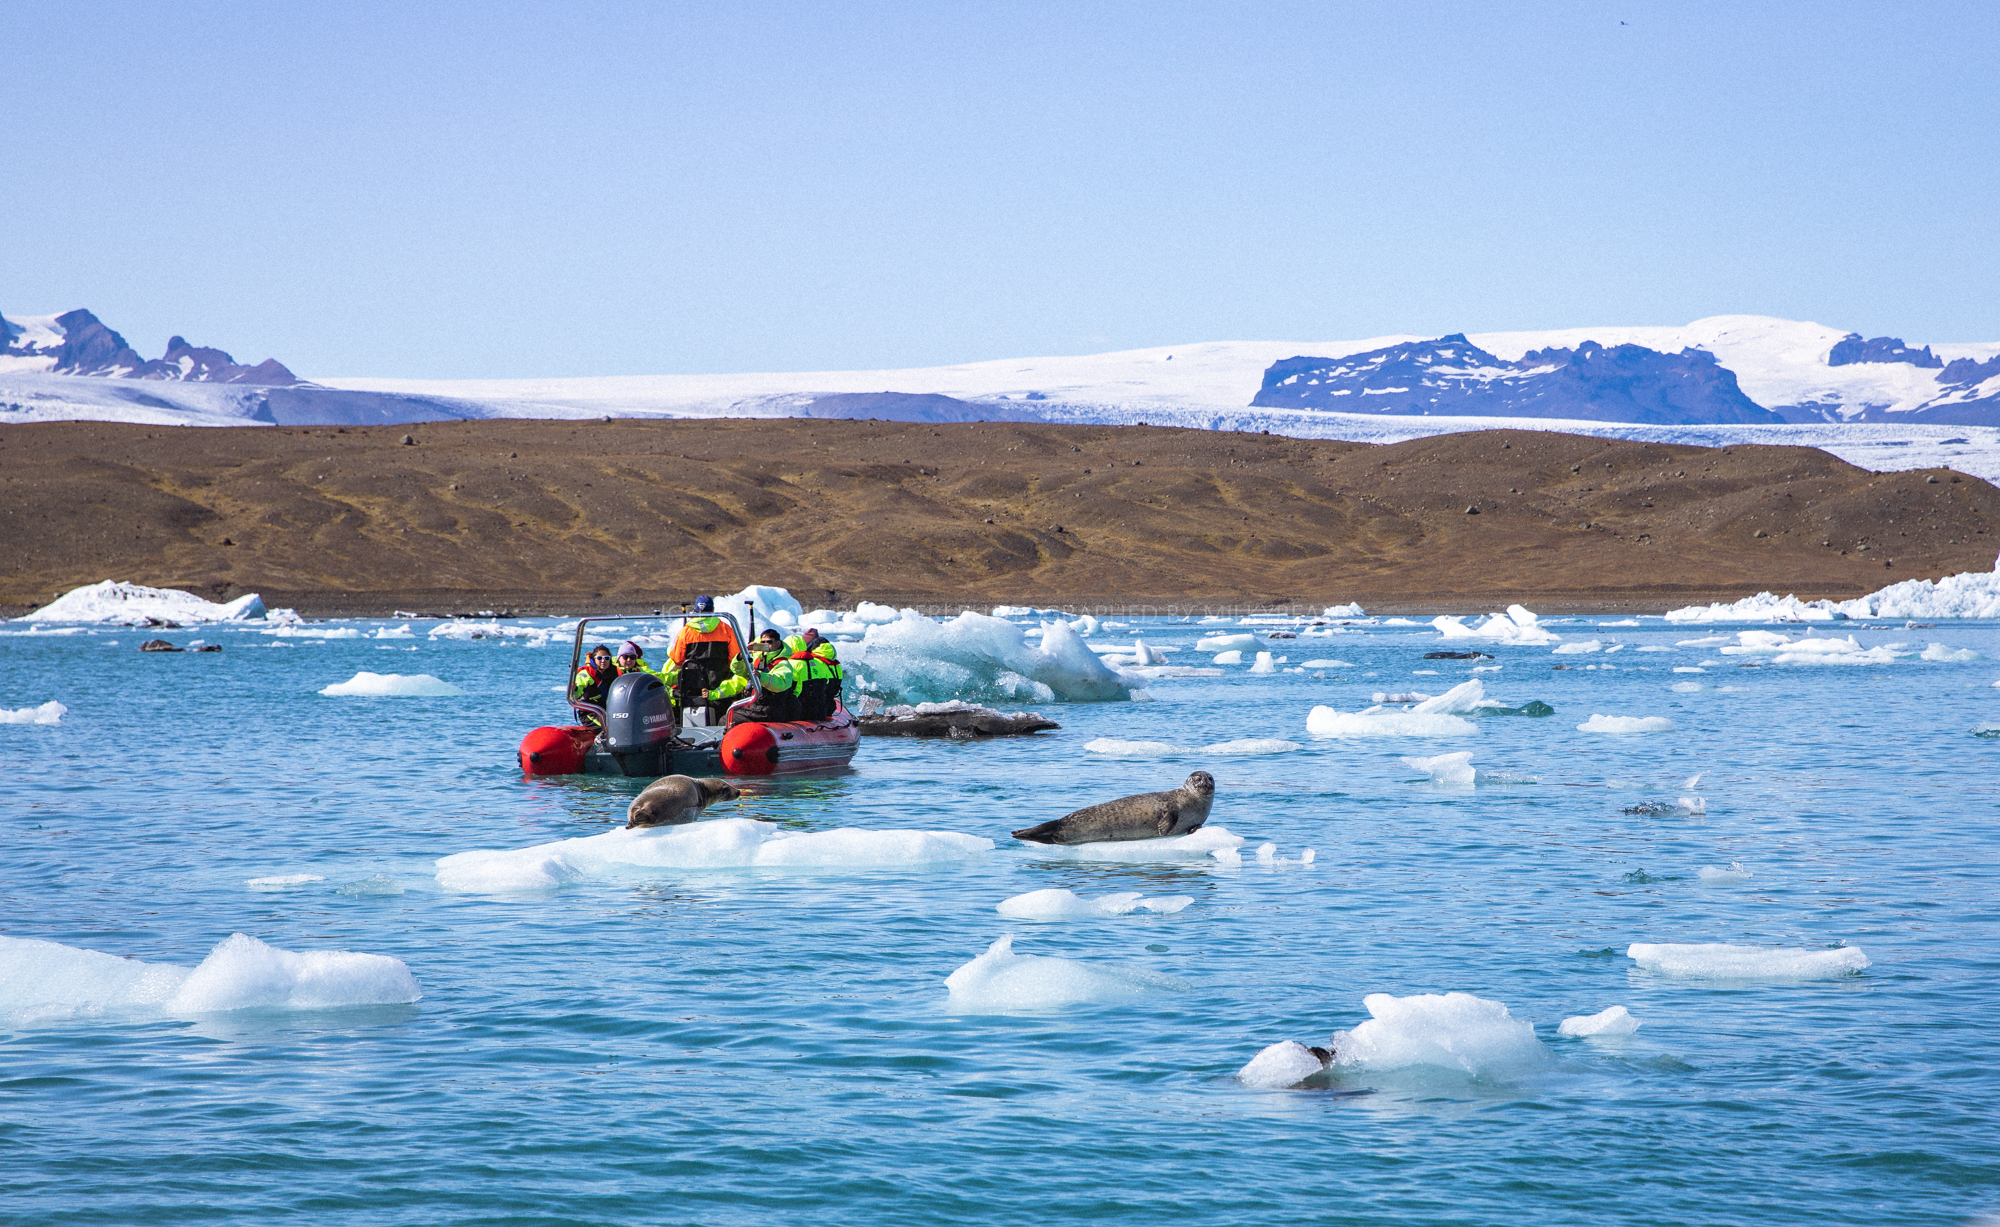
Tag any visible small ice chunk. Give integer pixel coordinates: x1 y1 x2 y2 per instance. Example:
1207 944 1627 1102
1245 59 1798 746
1212 650 1244 665
1199 738 1299 755
1238 1040 1329 1088
0 701 67 725
1920 643 1979 662
1578 714 1676 734
1671 681 1704 692
1300 659 1354 668
1084 738 1182 758
244 873 326 891
318 672 464 697
1327 991 1547 1077
1626 942 1868 980
1323 602 1366 617
1248 651 1278 674
1402 750 1479 787
1557 1005 1640 1038
943 934 1186 1012
1196 633 1258 651
995 888 1192 919
1552 639 1603 655
1697 861 1751 885
1309 706 1477 738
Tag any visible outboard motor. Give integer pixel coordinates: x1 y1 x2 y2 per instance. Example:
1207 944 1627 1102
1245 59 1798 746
603 672 677 754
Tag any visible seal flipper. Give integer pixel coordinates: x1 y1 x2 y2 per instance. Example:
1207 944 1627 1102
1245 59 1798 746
1011 819 1063 844
1154 801 1180 837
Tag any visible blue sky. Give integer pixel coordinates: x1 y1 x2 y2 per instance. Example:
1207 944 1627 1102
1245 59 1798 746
3 2 1995 378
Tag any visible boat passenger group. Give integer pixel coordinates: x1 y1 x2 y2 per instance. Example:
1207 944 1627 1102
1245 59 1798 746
570 595 844 728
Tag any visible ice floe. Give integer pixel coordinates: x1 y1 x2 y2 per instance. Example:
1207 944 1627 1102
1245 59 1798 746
1248 651 1281 673
1212 650 1244 665
436 818 993 892
318 672 465 697
1557 1005 1640 1038
19 580 268 624
1329 991 1547 1077
0 700 66 725
842 610 1143 705
1302 659 1355 668
1084 737 1300 757
1626 942 1868 980
0 932 420 1027
1432 605 1560 645
1920 643 1981 662
1552 639 1603 655
1026 825 1246 863
1196 633 1258 651
1578 714 1676 734
995 888 1193 920
1399 750 1535 787
1697 862 1752 886
245 874 326 891
1713 630 1907 665
1306 678 1503 738
1324 602 1366 617
943 934 1186 1012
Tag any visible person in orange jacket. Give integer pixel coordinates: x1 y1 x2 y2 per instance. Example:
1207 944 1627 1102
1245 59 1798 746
667 595 743 722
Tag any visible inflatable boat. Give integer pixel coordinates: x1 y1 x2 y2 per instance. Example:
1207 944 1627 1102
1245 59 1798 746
518 612 859 779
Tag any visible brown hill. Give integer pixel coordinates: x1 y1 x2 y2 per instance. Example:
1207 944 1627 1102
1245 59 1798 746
1 418 1993 616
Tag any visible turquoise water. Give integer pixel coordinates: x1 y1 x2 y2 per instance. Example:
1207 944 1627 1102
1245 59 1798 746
4 615 1999 1225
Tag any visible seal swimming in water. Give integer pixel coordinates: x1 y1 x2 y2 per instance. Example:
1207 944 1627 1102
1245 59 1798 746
626 775 741 829
1011 771 1215 845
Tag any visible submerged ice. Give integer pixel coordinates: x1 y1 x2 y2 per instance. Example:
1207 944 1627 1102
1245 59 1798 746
1626 942 1868 980
995 888 1193 920
943 934 1186 1012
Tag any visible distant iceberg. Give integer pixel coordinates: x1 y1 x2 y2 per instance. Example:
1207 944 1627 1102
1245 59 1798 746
19 580 266 624
1668 555 2000 622
1433 605 1559 645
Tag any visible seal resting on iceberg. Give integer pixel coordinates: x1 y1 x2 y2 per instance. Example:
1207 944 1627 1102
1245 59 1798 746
626 775 741 828
1011 771 1214 844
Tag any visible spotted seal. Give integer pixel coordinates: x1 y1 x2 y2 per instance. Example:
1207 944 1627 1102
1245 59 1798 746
626 775 741 829
1010 771 1215 845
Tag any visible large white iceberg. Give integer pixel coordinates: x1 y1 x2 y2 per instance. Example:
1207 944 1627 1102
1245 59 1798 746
1432 605 1559 645
436 818 993 891
0 932 420 1027
843 610 1144 705
20 580 267 624
1626 942 1868 980
1667 555 2000 622
943 934 1186 1012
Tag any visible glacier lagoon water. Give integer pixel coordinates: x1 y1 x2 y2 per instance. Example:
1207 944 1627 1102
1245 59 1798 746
4 615 1999 1225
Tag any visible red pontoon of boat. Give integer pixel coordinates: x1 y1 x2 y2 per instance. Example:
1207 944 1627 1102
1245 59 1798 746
518 612 859 778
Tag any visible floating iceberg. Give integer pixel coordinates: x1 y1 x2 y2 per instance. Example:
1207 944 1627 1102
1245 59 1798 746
1432 604 1559 645
1552 639 1603 655
1248 651 1281 674
436 818 993 892
1668 556 2000 622
0 932 419 1027
318 672 465 697
842 610 1143 705
1557 1005 1640 1038
1920 643 1980 662
0 701 66 725
1326 991 1547 1078
1578 714 1676 734
19 580 267 625
1212 650 1244 665
1716 630 1907 666
1306 679 1500 738
1025 825 1245 863
943 934 1186 1012
1626 942 1868 980
1196 633 1258 651
1397 750 1534 787
1323 602 1366 617
1302 659 1355 669
995 888 1193 920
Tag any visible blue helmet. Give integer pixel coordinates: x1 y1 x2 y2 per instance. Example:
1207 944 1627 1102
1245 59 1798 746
693 595 714 613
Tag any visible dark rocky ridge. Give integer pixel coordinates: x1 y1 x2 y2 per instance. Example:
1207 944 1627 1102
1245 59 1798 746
1253 334 1780 424
2 418 1992 618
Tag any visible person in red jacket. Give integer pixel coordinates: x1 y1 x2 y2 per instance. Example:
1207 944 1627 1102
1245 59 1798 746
570 644 618 724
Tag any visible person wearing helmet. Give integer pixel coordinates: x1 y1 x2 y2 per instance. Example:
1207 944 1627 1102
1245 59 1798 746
707 628 801 721
667 595 743 724
792 626 844 720
614 639 662 682
570 643 619 724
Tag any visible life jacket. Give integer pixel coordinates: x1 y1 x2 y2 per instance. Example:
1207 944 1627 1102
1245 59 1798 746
791 638 842 681
572 660 616 706
670 619 741 699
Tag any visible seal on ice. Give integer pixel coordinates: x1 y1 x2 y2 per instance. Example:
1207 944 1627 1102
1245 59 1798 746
1010 771 1215 845
626 775 742 828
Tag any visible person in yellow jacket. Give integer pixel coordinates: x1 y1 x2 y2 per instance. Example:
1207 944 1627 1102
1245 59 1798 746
613 640 664 682
570 643 619 724
791 627 844 719
706 629 801 721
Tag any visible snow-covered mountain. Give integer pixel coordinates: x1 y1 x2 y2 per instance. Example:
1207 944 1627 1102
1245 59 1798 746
5 310 2000 478
0 309 300 385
